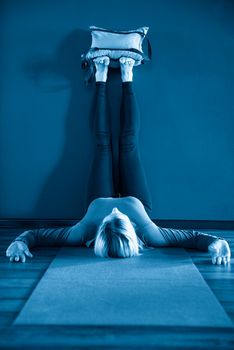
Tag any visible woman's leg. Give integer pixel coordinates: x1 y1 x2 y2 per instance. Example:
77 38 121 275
85 57 115 208
119 58 152 215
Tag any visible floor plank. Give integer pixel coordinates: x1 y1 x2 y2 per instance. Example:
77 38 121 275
0 325 234 349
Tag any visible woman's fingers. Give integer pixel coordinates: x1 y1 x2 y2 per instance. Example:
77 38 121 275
221 255 231 265
224 254 231 264
209 244 230 265
8 250 33 263
223 256 228 265
24 249 33 258
6 246 15 257
20 254 26 263
211 252 231 265
210 247 219 265
8 252 27 263
212 255 217 264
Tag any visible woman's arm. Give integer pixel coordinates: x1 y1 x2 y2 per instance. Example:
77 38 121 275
141 221 222 250
139 221 231 265
6 221 88 263
13 222 89 248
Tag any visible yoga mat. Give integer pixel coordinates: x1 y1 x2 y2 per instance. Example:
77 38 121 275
14 247 233 327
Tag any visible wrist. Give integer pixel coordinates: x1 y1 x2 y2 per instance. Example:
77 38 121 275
13 238 28 245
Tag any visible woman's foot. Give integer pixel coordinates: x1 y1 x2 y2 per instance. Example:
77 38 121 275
93 56 110 82
119 57 135 82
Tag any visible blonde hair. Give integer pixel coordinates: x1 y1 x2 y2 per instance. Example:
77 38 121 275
94 216 145 258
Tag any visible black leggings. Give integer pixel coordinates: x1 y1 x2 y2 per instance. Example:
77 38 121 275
86 81 152 215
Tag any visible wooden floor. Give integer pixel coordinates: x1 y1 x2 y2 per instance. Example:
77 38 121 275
0 228 234 349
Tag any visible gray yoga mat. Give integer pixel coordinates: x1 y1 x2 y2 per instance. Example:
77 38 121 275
14 247 233 327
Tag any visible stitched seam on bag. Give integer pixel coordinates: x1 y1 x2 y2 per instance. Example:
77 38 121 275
90 28 147 37
90 47 143 54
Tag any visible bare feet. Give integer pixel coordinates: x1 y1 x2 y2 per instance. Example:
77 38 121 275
119 57 135 82
93 56 110 82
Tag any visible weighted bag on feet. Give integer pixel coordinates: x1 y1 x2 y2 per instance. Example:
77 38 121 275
81 26 152 84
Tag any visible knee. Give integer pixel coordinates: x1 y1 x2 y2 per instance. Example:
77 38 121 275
119 132 137 151
95 133 111 150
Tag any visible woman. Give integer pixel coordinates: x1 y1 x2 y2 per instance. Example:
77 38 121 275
6 56 231 264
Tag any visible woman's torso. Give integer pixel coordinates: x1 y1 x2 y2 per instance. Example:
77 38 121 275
80 196 152 244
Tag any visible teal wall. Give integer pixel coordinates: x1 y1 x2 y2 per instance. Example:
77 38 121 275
0 0 234 220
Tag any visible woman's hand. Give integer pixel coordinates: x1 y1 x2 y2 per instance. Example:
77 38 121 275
6 241 33 263
208 239 231 265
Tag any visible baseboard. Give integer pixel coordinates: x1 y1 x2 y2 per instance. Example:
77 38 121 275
0 219 234 230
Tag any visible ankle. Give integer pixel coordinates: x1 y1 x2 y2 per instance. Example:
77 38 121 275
94 56 110 82
119 57 135 82
121 72 133 82
95 71 108 82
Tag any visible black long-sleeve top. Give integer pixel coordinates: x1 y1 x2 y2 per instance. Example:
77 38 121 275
13 196 221 251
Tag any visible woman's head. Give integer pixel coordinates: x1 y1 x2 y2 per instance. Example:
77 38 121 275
94 207 142 258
